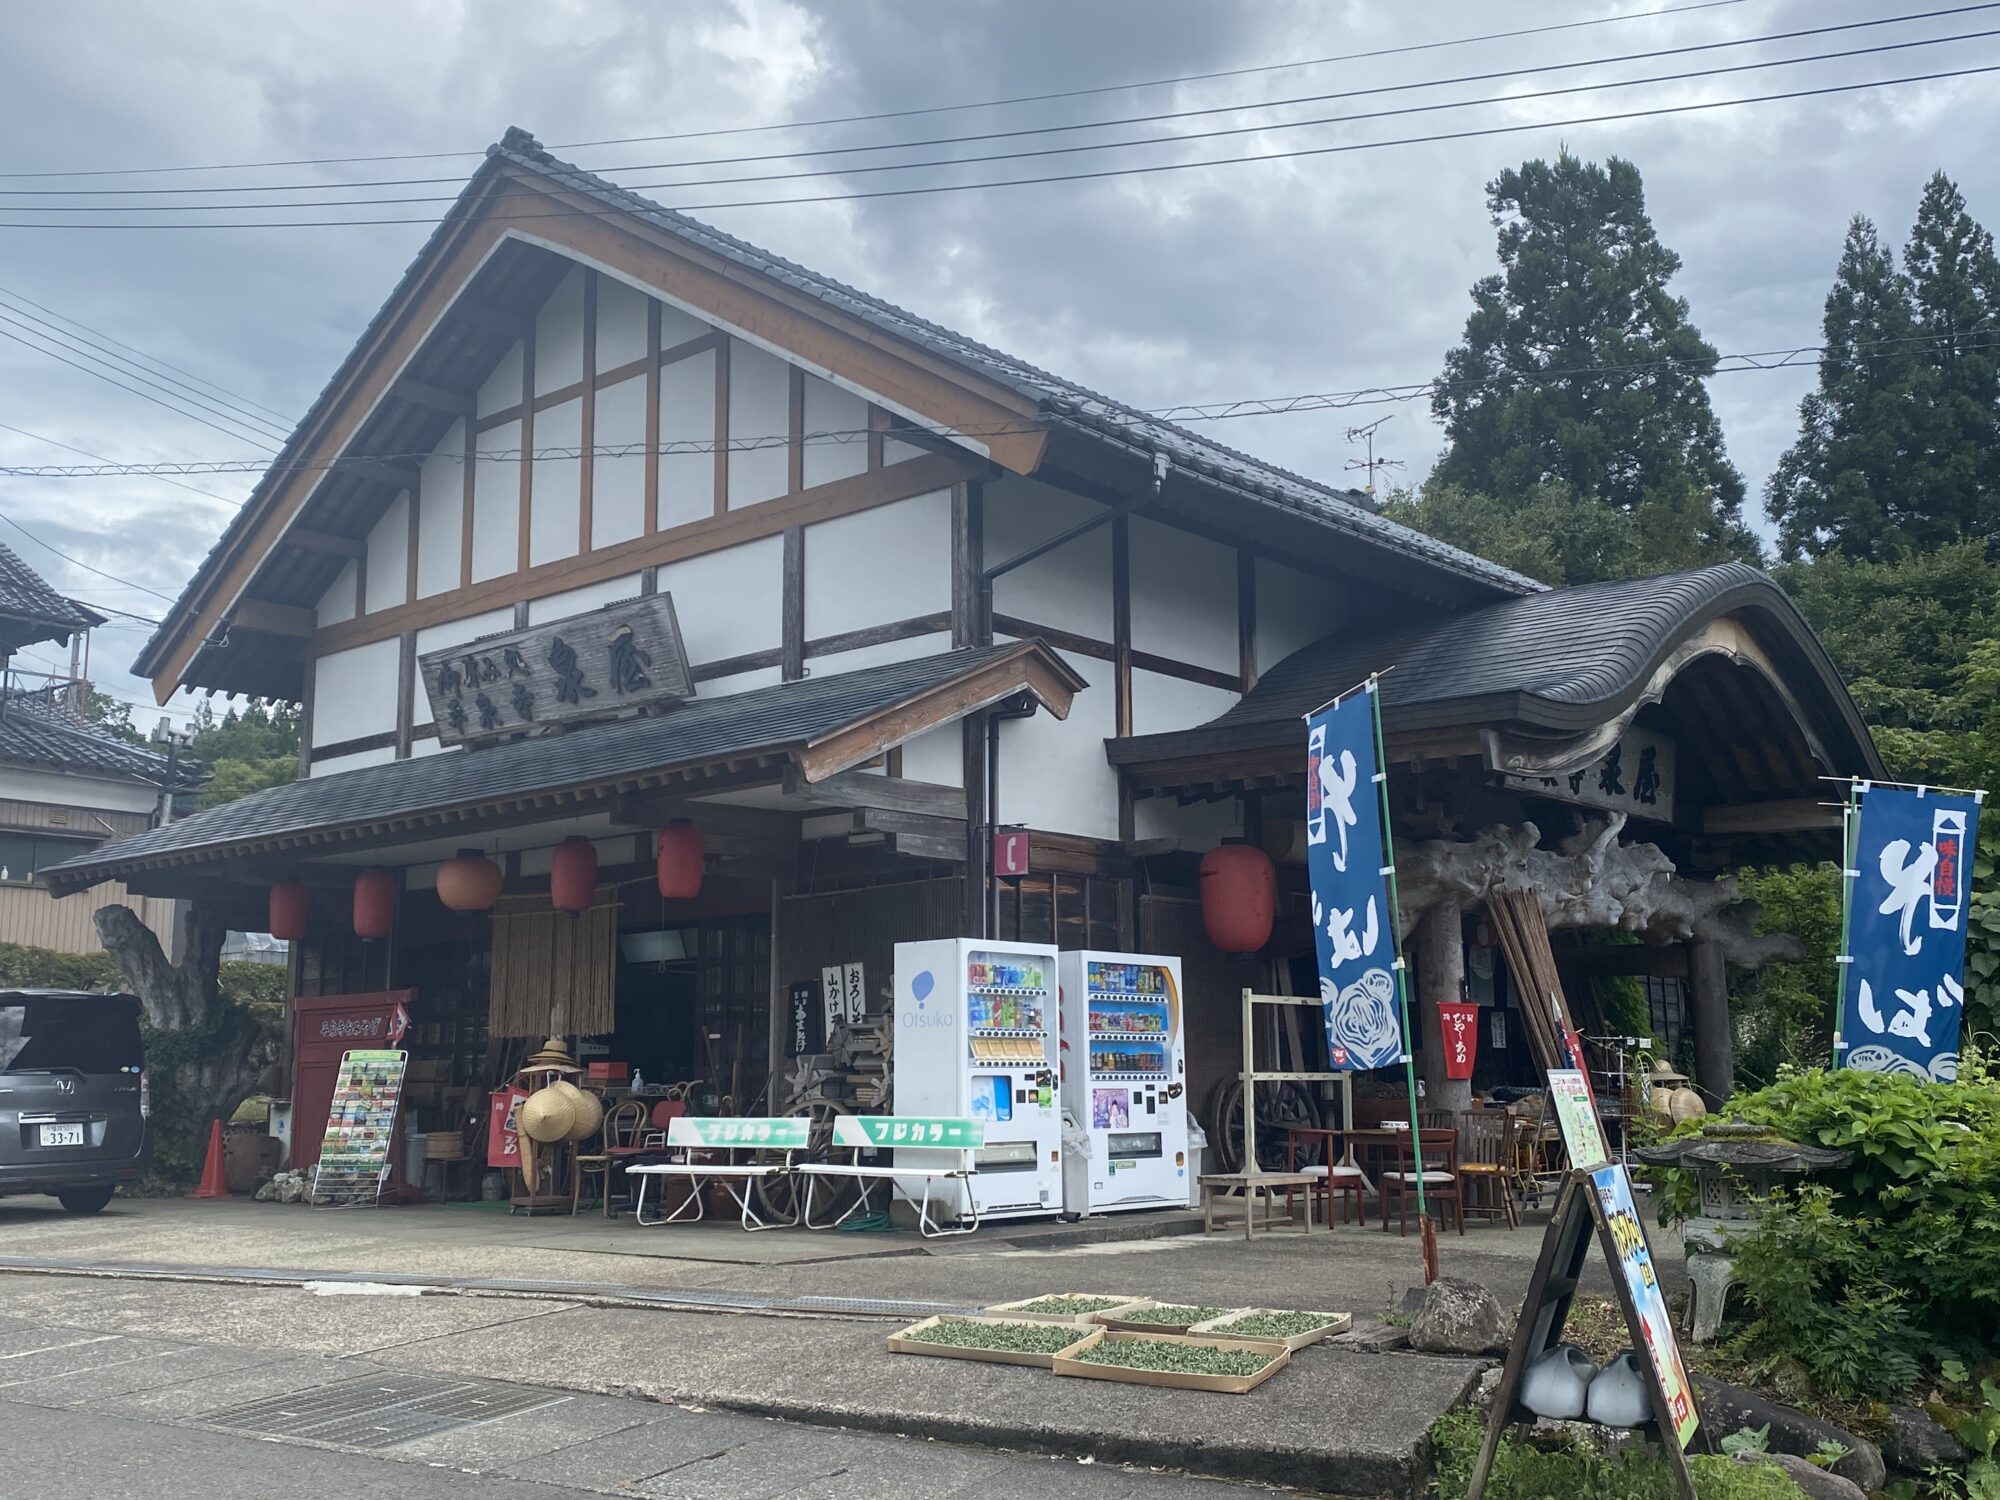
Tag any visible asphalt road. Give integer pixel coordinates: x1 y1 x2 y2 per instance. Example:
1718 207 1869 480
0 1304 1270 1499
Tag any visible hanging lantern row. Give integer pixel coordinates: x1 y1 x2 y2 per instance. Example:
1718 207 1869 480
353 868 397 941
267 880 309 942
550 837 598 915
1198 838 1276 954
656 820 703 900
436 849 503 912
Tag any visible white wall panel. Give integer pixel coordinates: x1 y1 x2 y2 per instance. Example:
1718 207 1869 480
803 490 951 638
698 664 783 696
883 435 926 466
535 266 586 394
528 574 644 624
801 375 868 488
310 744 399 778
1133 794 1241 847
415 421 464 598
1130 668 1238 738
407 734 455 759
311 637 401 747
470 420 519 582
478 342 523 416
315 559 358 628
1255 557 1344 675
659 349 714 530
726 339 790 509
364 493 410 614
898 724 963 788
995 646 1115 840
1130 516 1236 674
983 476 1112 640
807 631 946 679
656 535 781 665
529 398 581 567
658 298 709 349
595 273 649 370
414 607 514 658
592 377 646 548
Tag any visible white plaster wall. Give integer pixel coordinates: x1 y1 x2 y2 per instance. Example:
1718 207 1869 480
593 377 646 548
807 631 946 679
478 342 524 416
415 420 464 598
803 490 951 639
315 558 358 628
414 607 514 659
595 274 649 370
364 493 410 614
407 734 455 759
471 420 519 582
0 766 159 816
1133 794 1242 847
883 435 926 466
983 475 1112 640
528 574 645 624
1130 667 1238 738
1130 516 1237 674
310 744 399 777
535 265 586 394
529 398 582 566
656 535 781 666
727 339 790 509
801 375 867 488
897 723 962 788
698 664 783 696
658 299 709 349
994 644 1114 840
311 637 401 747
659 349 714 530
1255 557 1345 675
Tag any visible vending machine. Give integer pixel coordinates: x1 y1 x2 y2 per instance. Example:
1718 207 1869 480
893 939 1063 1221
1057 950 1189 1214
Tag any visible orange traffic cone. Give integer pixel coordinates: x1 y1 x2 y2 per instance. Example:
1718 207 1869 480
192 1119 229 1199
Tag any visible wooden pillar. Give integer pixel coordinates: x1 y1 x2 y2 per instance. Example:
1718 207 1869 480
1416 899 1472 1115
1689 937 1733 1105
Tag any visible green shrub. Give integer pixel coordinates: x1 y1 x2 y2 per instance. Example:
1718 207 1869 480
1428 1407 1807 1499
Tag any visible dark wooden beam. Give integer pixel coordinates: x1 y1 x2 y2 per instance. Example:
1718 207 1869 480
282 528 367 559
232 599 317 637
781 525 804 681
1702 798 1843 836
782 766 965 820
391 376 476 416
449 295 535 341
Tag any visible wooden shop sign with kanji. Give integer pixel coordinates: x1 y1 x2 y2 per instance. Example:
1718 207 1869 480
1501 725 1676 823
418 593 694 748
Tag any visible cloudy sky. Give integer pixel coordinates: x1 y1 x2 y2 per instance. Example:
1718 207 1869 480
0 0 1994 719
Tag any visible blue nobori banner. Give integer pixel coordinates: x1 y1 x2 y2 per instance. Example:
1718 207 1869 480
1306 687 1404 1071
1837 784 1984 1083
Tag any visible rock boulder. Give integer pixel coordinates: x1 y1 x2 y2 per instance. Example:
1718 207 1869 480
1409 1277 1507 1356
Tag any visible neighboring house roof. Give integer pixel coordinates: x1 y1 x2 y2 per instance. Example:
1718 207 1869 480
1108 562 1884 777
44 640 1079 893
0 542 104 655
0 692 178 785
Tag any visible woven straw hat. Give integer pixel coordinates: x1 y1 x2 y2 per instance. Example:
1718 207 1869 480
522 1038 581 1075
518 1083 579 1143
556 1080 603 1143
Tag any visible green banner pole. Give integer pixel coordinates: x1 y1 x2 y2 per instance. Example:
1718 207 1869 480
1367 675 1427 1219
1831 780 1862 1071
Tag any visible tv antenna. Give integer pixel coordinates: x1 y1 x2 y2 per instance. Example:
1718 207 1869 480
1344 415 1403 498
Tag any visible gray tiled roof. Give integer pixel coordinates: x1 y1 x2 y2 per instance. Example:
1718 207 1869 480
0 542 103 653
0 692 177 785
44 642 1033 888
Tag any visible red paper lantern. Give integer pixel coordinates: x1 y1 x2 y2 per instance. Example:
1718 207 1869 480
436 849 502 912
550 837 597 915
655 820 704 900
267 880 309 942
352 868 397 941
1198 839 1276 953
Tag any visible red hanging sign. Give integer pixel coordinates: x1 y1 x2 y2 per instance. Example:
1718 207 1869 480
487 1087 529 1169
1439 1002 1480 1080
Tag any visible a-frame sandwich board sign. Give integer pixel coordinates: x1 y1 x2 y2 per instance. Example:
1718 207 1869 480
1463 1164 1709 1500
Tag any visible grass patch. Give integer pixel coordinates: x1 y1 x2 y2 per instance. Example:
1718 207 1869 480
900 1320 1082 1355
1429 1407 1808 1499
1075 1341 1277 1378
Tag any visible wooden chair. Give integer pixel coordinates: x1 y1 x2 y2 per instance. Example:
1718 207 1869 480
603 1100 684 1216
1457 1110 1519 1228
1380 1128 1463 1237
575 1099 648 1217
1286 1127 1367 1228
1417 1108 1458 1133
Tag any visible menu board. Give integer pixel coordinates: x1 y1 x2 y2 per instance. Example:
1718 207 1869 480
1547 1069 1611 1170
312 1049 407 1205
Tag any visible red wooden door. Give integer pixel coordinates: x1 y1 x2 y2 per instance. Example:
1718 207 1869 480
290 990 415 1174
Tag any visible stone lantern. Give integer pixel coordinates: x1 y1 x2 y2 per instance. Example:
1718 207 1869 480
1635 1119 1850 1342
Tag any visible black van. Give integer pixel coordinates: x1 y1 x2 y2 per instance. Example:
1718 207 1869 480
0 990 147 1212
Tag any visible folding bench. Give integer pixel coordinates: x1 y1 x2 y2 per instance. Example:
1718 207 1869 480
797 1114 984 1238
626 1116 808 1231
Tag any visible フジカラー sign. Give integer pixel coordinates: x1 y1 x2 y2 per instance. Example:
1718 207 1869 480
1306 688 1404 1071
1592 1163 1700 1449
418 593 693 747
1837 785 1984 1083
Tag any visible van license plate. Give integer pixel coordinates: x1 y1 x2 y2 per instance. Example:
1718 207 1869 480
38 1124 85 1147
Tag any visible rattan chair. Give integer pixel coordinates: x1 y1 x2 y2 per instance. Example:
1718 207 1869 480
575 1098 648 1216
1457 1110 1520 1228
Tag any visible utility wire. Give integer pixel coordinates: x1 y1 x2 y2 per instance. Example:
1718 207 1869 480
0 62 1987 229
0 0 1760 182
0 325 281 448
0 420 243 506
0 508 180 603
0 5 1961 201
0 284 296 426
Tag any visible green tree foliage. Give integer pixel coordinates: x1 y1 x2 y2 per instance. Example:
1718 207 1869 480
1431 150 1757 566
187 699 298 811
80 687 148 746
1379 479 1639 586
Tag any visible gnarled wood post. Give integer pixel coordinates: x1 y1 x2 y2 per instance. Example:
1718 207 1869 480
1415 899 1472 1115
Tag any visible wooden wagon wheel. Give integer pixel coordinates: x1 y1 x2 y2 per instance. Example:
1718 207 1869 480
1205 1077 1325 1177
752 1096 862 1224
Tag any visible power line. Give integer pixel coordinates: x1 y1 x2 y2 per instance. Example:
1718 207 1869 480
0 325 280 448
0 508 180 603
0 0 1760 182
0 420 241 506
0 61 1986 230
2 5 1963 202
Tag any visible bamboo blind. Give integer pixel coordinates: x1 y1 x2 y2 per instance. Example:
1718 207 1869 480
488 886 620 1038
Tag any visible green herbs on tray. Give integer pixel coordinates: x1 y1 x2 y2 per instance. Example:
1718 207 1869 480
902 1320 1082 1355
1209 1311 1343 1339
1074 1341 1277 1377
1010 1295 1130 1315
1114 1304 1237 1326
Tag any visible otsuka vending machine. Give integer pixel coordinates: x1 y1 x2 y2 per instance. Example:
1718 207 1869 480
1056 950 1190 1214
893 939 1063 1221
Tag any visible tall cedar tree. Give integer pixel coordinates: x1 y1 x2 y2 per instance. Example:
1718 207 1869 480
1432 152 1755 563
1902 172 2000 548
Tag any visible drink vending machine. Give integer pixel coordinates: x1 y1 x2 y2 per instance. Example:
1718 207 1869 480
893 939 1063 1221
1057 949 1189 1214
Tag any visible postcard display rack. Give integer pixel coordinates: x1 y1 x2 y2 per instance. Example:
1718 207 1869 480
1057 950 1189 1214
893 939 1063 1220
311 1048 408 1207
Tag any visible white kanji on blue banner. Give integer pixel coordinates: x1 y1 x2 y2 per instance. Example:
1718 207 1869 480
1306 690 1403 1071
1839 785 1983 1083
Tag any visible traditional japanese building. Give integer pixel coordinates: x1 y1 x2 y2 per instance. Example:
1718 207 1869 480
43 129 1880 1175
